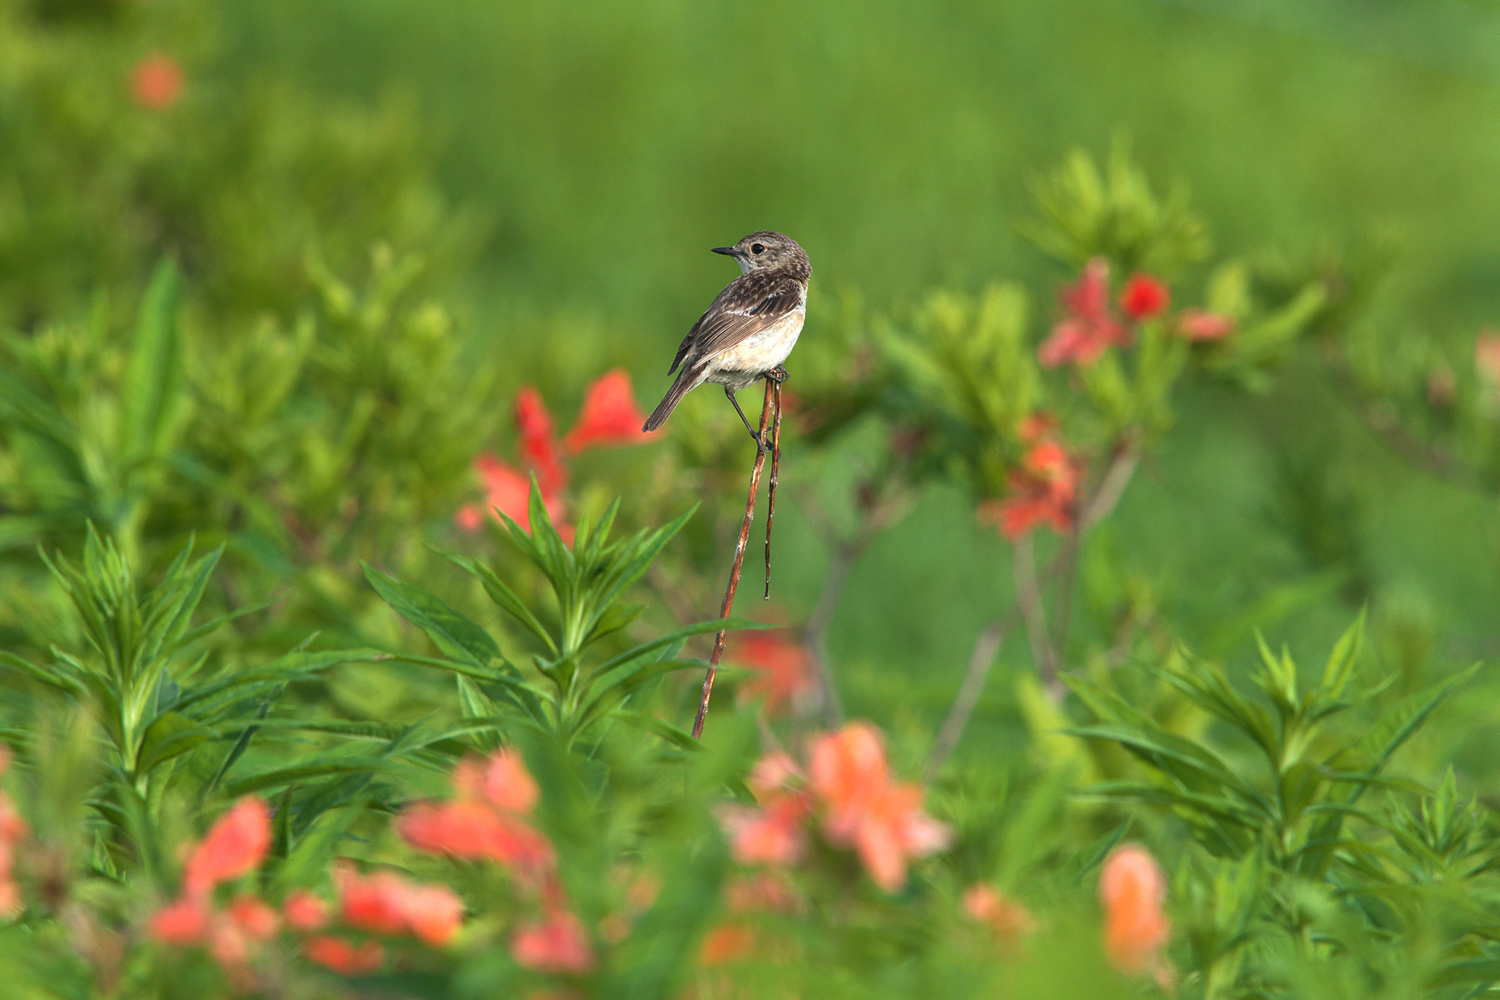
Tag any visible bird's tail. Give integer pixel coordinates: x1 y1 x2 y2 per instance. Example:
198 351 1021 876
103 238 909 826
643 366 704 433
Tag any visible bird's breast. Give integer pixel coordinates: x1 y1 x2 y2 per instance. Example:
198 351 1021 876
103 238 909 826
708 309 805 379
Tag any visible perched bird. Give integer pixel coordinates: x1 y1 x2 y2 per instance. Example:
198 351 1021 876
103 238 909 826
643 231 810 449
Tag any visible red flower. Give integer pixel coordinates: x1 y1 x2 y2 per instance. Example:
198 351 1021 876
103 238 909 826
1176 309 1236 342
150 896 211 945
719 794 810 867
283 890 329 931
473 749 540 814
699 922 756 967
511 907 595 975
1120 274 1170 320
516 389 567 496
456 453 569 538
1038 258 1129 367
398 749 554 875
732 631 814 715
978 427 1080 541
1100 844 1173 986
333 864 465 947
1476 331 1500 384
563 370 655 452
184 798 271 898
304 935 385 974
131 54 184 110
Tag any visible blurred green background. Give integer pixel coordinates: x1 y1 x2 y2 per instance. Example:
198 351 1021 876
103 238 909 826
8 0 1500 769
227 0 1500 731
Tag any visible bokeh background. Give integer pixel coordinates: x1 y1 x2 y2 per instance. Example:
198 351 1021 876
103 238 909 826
5 0 1500 771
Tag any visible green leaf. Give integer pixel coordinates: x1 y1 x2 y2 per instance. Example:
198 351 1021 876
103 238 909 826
135 711 214 776
442 550 558 656
362 564 505 671
122 258 185 462
457 675 502 752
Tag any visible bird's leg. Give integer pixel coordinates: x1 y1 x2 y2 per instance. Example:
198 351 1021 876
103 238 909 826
724 386 765 453
766 365 789 384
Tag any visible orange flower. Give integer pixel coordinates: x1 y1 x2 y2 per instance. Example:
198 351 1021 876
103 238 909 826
333 864 465 946
149 896 211 945
184 798 271 898
1038 258 1130 367
962 884 1035 946
978 430 1080 541
131 54 183 110
398 750 554 875
226 895 279 940
842 781 951 893
698 922 755 967
733 631 814 715
511 907 595 975
1176 309 1235 342
1120 274 1170 320
476 748 541 813
1100 844 1172 982
1476 331 1500 384
304 935 385 974
283 890 329 931
809 723 950 892
564 369 655 452
719 794 810 867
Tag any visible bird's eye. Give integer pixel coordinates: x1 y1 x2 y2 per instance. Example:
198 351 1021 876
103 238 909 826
751 243 765 255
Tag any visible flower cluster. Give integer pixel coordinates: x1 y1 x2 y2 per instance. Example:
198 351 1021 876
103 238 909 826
149 799 279 981
719 722 951 894
1100 843 1173 989
149 796 469 981
456 369 656 536
1038 258 1232 368
978 414 1081 540
397 748 595 976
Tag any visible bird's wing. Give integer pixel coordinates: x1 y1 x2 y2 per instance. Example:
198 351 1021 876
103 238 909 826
676 272 805 370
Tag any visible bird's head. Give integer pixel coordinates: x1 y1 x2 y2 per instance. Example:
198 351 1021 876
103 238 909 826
712 231 809 278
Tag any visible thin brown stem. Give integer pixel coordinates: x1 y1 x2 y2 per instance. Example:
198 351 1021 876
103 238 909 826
1012 533 1059 698
764 382 783 599
692 379 776 740
1050 443 1141 657
923 611 1016 781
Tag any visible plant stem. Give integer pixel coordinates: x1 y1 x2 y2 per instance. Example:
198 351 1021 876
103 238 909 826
692 379 776 740
1049 442 1141 662
1012 533 1059 698
764 381 783 599
924 611 1016 781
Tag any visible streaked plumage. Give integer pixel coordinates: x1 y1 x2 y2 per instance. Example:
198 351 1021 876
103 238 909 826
643 231 810 445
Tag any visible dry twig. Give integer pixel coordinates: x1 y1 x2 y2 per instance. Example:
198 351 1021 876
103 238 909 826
692 378 777 740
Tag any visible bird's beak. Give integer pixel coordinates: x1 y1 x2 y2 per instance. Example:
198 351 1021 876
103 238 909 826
710 246 739 257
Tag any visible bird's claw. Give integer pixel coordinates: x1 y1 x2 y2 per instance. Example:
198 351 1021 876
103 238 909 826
766 365 789 385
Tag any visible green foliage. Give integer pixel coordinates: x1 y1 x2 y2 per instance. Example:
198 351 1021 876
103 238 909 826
366 486 740 753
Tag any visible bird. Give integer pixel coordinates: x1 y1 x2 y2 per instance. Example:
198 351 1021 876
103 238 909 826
642 231 810 450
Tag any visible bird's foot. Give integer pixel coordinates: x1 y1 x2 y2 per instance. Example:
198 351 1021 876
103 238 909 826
766 365 789 384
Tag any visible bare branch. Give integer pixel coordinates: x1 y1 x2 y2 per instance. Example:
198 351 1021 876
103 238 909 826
924 612 1016 781
693 379 777 740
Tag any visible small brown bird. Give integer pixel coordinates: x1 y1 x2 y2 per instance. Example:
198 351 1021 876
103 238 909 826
642 231 810 449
